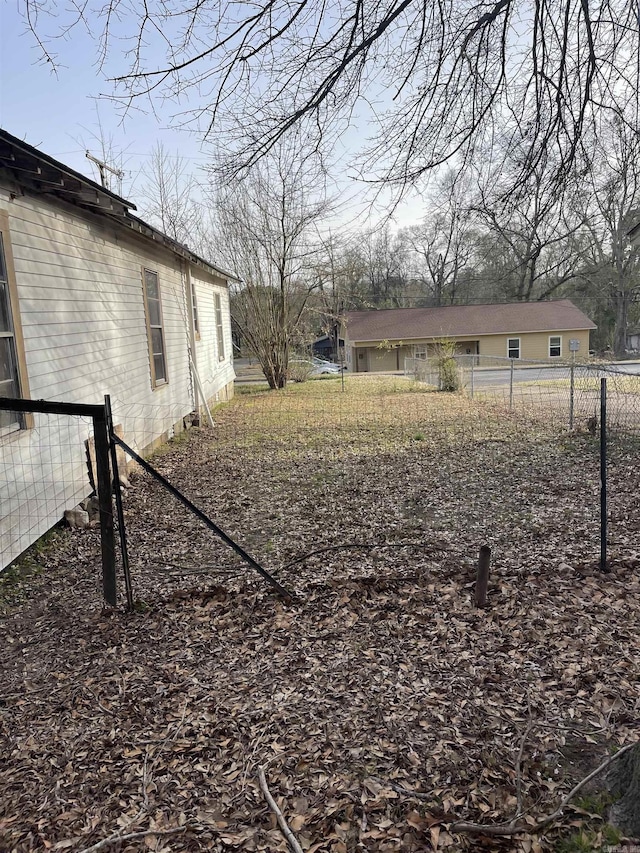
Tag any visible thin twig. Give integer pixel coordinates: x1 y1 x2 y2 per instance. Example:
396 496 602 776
75 825 189 853
282 540 451 570
84 685 117 717
258 765 303 853
515 695 535 818
370 777 431 801
449 740 638 837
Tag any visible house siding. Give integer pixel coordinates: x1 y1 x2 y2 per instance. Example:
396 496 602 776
192 269 235 405
477 330 591 360
0 185 234 569
350 329 592 372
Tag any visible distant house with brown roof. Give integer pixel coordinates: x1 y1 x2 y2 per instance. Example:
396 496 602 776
342 300 596 372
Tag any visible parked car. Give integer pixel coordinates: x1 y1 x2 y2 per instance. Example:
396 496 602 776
287 358 345 381
311 357 345 374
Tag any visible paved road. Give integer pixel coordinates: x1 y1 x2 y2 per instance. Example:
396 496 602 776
470 361 640 387
233 358 640 386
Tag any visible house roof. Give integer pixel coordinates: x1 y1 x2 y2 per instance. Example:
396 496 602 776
344 300 596 343
0 127 238 283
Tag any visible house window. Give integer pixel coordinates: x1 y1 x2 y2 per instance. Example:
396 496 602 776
414 346 427 360
214 293 225 361
191 280 200 339
507 338 520 359
0 219 28 434
549 335 562 357
142 269 168 387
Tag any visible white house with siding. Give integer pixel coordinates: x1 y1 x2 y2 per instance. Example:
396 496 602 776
0 128 236 569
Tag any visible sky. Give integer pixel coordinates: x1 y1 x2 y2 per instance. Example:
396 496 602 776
0 4 427 232
0 4 213 198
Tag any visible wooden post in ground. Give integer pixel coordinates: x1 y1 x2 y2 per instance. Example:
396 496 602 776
93 408 117 606
475 545 491 608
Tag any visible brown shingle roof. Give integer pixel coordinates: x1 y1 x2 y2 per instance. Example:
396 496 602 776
344 300 596 342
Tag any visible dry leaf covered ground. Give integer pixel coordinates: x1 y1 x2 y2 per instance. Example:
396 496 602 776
1 376 639 853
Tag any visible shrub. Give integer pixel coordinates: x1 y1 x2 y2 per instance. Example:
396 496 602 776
433 339 461 392
288 360 314 383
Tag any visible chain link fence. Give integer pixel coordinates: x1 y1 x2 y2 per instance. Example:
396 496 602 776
405 355 640 434
3 365 640 602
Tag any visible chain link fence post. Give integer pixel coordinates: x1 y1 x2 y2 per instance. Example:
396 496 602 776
600 376 609 573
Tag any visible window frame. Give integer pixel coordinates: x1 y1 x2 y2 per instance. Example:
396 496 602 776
214 292 225 362
507 337 521 359
0 210 32 435
141 267 169 389
190 279 200 341
549 335 562 358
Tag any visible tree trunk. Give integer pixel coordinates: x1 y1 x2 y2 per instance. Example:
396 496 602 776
608 743 640 837
613 291 630 359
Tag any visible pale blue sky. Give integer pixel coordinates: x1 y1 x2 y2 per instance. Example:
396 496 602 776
0 3 212 199
0 3 426 228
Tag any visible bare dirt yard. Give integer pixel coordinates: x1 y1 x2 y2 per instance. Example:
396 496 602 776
1 376 639 852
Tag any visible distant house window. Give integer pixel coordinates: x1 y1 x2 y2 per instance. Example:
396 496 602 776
549 335 562 357
214 293 225 361
191 280 200 339
414 346 427 360
507 338 520 359
0 219 29 435
142 269 168 387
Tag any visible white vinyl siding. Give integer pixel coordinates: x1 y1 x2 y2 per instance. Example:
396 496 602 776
192 273 235 403
0 186 234 569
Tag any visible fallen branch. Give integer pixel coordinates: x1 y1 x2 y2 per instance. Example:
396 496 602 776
449 740 638 837
515 696 535 819
258 765 303 853
76 824 189 853
282 540 451 570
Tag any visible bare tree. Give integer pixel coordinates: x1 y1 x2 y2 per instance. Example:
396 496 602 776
312 233 369 358
575 114 640 357
402 171 474 306
213 142 331 389
471 141 586 302
360 227 411 307
20 0 639 196
136 143 203 247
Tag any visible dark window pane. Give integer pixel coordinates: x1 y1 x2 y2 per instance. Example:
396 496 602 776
0 408 19 429
144 270 159 300
0 280 11 333
0 336 17 384
154 353 166 382
0 377 17 397
191 282 199 333
151 327 164 355
148 297 161 328
0 234 7 282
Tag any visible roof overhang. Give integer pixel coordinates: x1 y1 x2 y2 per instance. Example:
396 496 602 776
0 128 135 217
349 326 596 344
0 127 239 283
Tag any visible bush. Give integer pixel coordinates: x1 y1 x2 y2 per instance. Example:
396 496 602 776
434 339 461 392
287 360 313 383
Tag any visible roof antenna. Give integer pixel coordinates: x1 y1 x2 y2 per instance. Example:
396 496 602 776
85 150 124 193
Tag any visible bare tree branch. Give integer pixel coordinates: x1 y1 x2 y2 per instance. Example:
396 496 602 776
18 0 640 197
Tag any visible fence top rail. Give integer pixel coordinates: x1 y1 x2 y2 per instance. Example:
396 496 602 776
0 396 106 419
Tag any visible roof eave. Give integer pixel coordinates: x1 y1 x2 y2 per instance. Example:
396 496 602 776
0 127 240 283
125 214 239 283
348 325 596 343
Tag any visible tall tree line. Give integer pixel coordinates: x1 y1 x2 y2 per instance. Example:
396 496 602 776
136 109 640 364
